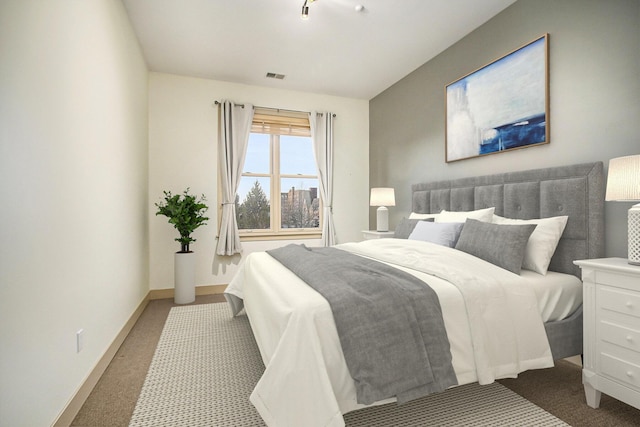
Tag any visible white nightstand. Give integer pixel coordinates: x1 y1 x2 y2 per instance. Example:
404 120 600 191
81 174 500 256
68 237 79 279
362 230 395 240
574 257 640 411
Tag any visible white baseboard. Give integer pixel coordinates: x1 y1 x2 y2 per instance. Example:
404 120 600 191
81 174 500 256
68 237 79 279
148 284 227 300
565 355 583 367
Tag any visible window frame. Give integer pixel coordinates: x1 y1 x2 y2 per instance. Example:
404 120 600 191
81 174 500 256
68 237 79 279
232 109 323 241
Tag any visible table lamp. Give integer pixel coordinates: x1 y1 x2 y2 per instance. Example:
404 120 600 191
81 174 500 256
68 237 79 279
605 154 640 265
370 188 395 232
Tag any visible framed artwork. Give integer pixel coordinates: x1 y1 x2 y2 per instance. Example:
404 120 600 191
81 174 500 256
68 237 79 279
445 34 549 163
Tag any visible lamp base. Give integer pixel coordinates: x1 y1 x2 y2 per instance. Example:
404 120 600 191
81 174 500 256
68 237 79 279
629 203 640 265
376 206 389 232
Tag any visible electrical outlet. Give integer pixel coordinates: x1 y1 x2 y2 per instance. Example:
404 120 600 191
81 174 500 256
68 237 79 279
76 329 84 353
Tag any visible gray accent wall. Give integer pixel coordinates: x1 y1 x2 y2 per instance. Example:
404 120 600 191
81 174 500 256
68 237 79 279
369 0 639 258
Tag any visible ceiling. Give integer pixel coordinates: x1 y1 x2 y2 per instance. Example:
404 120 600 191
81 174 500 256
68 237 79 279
122 0 517 100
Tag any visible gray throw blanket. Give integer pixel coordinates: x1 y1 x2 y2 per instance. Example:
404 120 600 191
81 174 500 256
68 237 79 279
267 244 457 405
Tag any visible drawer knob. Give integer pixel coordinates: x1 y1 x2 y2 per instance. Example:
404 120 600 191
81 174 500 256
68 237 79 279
627 371 634 378
627 335 634 342
626 301 634 309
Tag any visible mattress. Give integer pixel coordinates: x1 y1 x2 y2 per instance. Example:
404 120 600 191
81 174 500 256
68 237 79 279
519 269 582 322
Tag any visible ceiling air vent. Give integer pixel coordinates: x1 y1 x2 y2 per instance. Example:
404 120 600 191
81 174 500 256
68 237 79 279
266 72 286 80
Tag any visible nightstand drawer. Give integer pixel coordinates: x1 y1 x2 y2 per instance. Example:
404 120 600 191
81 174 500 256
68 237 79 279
601 353 640 390
600 287 640 318
601 321 640 352
596 270 640 290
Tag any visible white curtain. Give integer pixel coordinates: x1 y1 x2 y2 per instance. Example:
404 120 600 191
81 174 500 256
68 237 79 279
310 111 336 246
216 101 254 256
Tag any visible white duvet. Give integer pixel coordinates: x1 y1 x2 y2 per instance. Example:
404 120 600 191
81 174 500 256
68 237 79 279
225 239 555 427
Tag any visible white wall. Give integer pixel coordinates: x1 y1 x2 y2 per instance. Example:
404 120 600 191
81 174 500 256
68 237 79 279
0 1 149 426
369 0 640 258
149 73 369 289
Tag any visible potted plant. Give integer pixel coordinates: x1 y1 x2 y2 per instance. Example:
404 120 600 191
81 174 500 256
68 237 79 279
156 189 209 304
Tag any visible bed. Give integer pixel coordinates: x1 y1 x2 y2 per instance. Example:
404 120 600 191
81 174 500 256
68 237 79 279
225 161 604 427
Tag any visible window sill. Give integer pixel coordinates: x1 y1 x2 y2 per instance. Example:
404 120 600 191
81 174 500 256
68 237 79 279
240 232 322 242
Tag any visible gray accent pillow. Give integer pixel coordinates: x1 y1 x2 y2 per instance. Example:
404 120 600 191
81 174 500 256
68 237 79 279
408 221 464 247
394 217 434 239
455 219 537 274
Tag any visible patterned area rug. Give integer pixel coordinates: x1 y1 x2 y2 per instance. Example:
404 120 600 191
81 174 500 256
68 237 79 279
129 303 569 427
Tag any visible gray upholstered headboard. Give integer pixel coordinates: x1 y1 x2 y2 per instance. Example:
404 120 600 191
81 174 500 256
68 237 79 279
411 162 605 277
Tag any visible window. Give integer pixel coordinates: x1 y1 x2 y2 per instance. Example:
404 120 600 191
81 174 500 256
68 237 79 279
235 108 321 239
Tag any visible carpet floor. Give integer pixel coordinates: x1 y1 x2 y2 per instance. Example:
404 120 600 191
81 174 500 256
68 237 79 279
72 296 640 426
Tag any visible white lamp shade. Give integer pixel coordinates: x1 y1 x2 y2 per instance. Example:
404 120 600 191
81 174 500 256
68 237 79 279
370 188 395 207
606 155 640 201
606 154 640 265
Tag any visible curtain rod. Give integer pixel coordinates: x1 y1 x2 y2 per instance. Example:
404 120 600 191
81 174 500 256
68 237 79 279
213 101 336 117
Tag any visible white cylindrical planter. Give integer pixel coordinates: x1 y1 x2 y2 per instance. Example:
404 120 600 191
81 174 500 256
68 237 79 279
174 252 196 304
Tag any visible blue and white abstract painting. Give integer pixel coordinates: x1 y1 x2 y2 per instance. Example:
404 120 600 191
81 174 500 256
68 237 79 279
446 35 548 162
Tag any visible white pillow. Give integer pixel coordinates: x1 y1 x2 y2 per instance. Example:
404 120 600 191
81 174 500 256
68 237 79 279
492 214 568 275
408 221 464 247
435 207 495 223
409 212 440 220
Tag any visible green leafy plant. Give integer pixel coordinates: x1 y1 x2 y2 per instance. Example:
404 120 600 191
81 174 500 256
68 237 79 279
156 188 209 253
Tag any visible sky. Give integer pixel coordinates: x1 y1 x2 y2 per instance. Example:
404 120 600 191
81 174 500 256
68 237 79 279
237 133 318 203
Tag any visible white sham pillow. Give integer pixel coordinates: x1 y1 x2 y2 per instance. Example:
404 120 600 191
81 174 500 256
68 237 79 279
409 212 440 220
435 207 495 223
492 214 568 275
408 221 465 247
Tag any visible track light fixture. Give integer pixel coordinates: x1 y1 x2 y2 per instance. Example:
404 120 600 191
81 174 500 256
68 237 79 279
301 0 317 20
